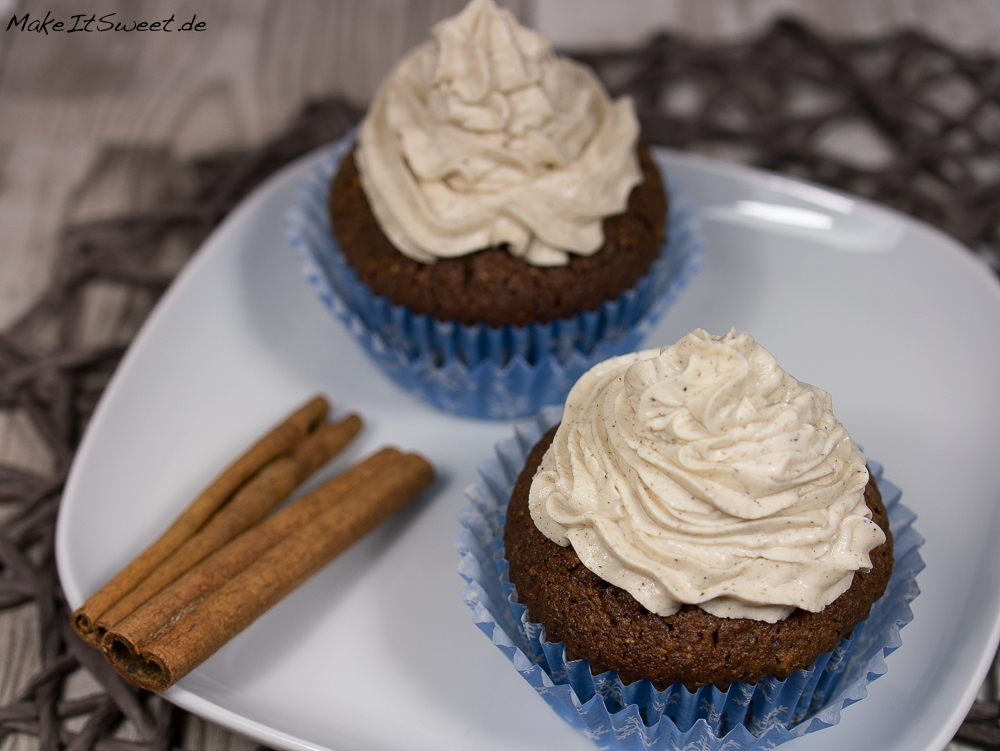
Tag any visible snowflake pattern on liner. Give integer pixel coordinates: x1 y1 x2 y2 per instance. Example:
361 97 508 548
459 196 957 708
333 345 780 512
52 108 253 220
285 131 705 419
455 407 924 751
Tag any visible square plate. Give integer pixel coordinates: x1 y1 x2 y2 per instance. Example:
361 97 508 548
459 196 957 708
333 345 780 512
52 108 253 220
56 148 1000 751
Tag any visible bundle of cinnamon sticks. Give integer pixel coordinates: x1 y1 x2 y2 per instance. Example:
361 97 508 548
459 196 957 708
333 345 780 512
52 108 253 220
71 395 433 691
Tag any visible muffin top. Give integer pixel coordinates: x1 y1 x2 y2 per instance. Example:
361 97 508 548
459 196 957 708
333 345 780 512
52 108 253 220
529 329 886 622
355 0 642 267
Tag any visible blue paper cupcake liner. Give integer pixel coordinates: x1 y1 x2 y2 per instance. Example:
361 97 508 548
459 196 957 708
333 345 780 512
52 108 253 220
456 407 924 750
286 131 704 418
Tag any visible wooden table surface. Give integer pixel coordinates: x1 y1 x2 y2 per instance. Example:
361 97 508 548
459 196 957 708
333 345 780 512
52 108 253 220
2 2 999 750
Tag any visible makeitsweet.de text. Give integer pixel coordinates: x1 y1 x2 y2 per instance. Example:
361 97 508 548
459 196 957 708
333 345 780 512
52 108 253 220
6 12 206 34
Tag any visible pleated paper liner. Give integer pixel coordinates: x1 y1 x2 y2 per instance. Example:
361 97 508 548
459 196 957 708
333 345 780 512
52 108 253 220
286 132 704 418
456 406 924 750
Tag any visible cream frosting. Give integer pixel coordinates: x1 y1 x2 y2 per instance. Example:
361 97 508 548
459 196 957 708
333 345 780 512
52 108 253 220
355 0 643 267
528 329 885 622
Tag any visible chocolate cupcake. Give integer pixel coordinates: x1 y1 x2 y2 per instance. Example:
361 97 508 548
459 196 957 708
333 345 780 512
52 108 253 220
508 330 894 692
457 331 924 750
288 0 703 418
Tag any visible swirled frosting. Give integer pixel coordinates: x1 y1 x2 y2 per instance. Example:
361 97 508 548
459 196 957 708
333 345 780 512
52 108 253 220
529 330 885 622
355 0 642 267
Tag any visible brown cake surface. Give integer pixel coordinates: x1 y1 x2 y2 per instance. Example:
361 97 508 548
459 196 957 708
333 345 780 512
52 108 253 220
329 143 667 328
504 425 895 691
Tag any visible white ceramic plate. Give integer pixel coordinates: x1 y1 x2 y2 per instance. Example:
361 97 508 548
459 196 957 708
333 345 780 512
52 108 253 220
56 148 1000 751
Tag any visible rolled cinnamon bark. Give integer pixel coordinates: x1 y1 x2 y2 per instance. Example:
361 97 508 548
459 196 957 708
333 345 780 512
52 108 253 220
104 451 434 691
72 395 330 643
105 447 402 657
92 414 362 640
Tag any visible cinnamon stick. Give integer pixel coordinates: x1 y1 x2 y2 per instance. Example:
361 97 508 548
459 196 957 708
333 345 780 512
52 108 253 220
105 447 402 658
72 395 330 642
103 451 434 691
92 414 362 641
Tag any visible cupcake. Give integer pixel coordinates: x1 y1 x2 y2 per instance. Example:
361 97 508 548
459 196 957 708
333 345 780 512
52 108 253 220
287 0 703 418
458 330 923 749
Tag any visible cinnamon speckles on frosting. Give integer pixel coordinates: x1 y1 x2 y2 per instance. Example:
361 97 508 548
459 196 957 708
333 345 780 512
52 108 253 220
528 329 886 622
355 0 642 267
